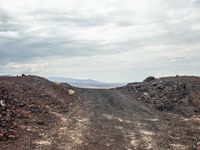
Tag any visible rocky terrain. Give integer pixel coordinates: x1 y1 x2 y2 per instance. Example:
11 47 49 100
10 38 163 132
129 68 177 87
118 76 200 115
0 75 200 150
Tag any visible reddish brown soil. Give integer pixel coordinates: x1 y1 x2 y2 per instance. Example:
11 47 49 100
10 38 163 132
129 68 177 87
0 75 200 150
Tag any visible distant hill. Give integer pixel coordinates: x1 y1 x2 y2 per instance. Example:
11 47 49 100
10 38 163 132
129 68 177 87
47 77 126 89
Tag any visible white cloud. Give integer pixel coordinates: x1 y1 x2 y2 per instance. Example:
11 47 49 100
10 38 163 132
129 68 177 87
0 31 19 38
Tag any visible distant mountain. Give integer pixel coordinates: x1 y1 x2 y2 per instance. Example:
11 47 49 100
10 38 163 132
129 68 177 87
47 77 125 89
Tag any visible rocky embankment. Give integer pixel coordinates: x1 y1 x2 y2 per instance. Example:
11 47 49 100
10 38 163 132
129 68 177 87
119 76 200 115
0 75 75 148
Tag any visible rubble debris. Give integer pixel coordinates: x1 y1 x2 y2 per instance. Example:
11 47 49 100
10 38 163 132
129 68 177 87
0 75 73 143
120 76 200 115
0 88 19 141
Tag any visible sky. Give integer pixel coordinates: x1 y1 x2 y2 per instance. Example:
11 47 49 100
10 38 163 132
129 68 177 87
0 0 200 82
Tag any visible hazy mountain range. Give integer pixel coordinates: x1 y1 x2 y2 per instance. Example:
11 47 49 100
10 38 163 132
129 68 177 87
47 77 126 88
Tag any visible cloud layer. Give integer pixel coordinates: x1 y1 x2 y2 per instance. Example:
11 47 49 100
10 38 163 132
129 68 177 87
0 0 200 82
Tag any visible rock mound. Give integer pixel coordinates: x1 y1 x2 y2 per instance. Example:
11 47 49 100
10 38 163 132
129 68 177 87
0 75 74 143
120 76 200 115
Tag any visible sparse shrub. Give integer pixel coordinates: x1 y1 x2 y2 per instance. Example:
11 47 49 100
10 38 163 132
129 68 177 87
54 81 61 86
143 76 156 82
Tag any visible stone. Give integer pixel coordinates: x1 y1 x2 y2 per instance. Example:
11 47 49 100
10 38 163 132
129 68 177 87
68 89 75 95
0 100 6 107
37 120 46 125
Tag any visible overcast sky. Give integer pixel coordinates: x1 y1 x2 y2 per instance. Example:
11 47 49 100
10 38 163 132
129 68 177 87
0 0 200 82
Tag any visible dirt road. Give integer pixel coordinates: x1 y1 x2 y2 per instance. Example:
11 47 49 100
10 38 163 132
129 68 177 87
75 89 159 150
72 89 199 150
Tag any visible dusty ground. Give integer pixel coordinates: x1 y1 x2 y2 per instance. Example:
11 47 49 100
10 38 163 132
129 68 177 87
0 75 200 150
